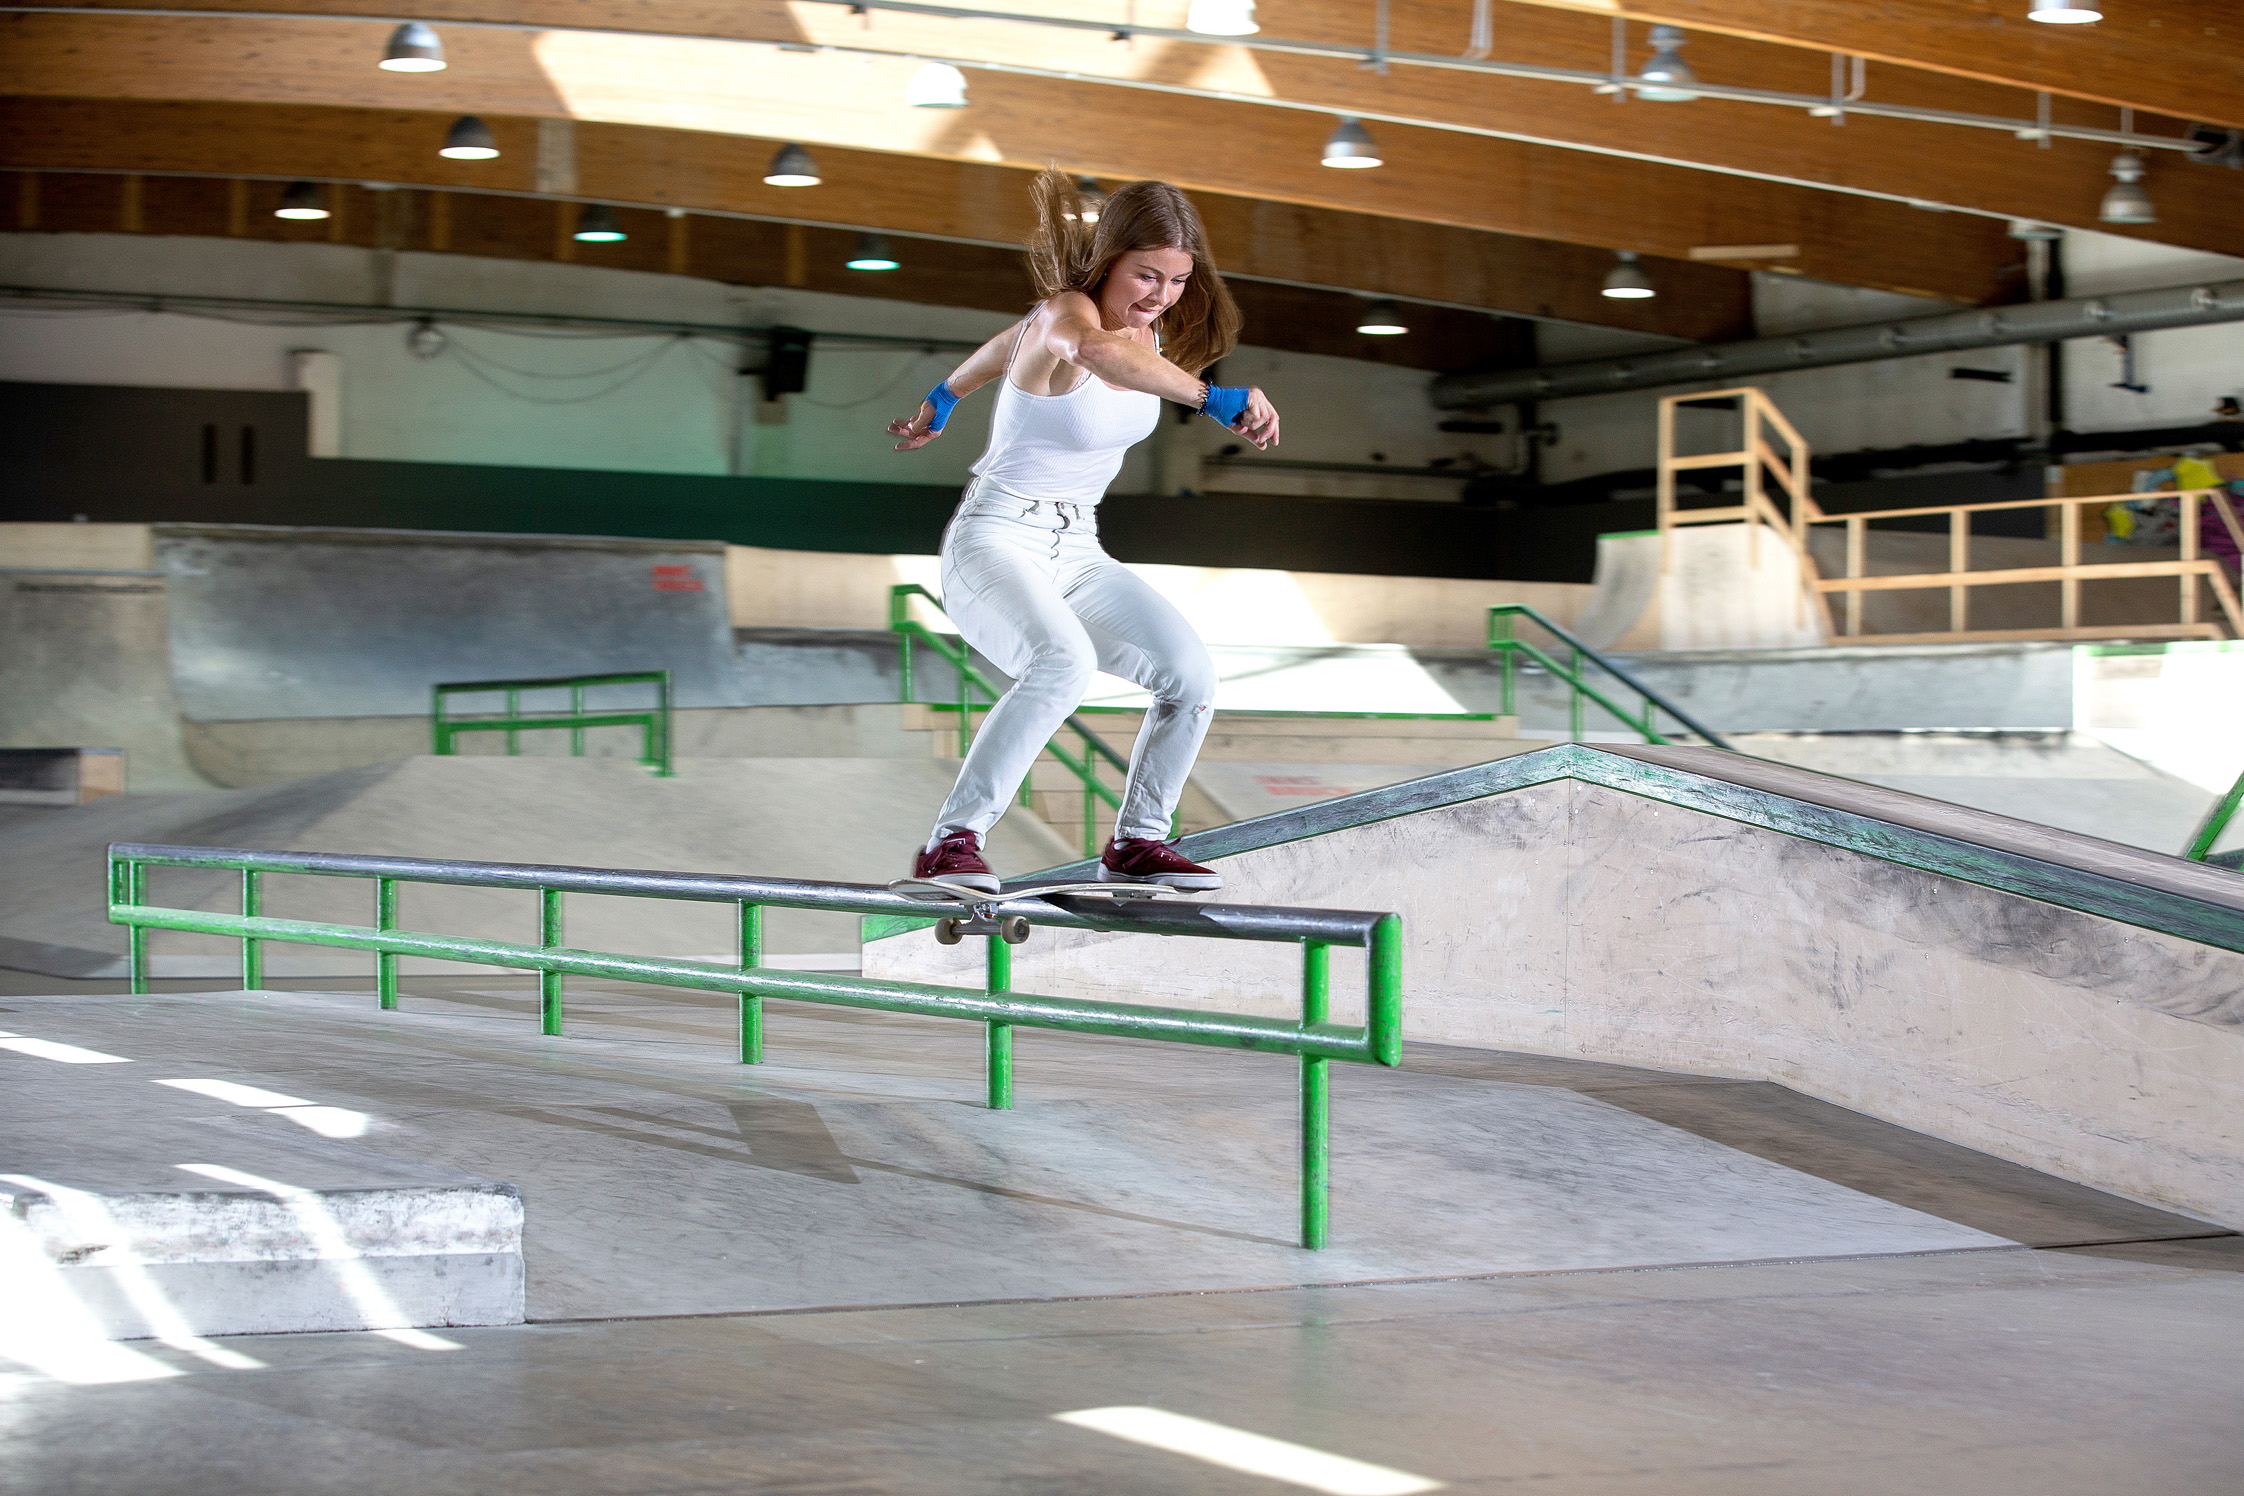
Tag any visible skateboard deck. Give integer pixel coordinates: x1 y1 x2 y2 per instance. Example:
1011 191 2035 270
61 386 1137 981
888 877 1185 905
886 877 1190 944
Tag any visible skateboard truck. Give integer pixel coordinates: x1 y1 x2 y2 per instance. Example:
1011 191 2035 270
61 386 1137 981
932 900 1030 947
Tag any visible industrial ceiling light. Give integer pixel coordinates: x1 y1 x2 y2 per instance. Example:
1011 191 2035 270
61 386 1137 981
1321 117 1382 169
845 233 900 270
2027 0 2102 22
1355 300 1408 335
1185 0 1258 36
1632 25 1700 102
2098 151 2157 224
573 203 627 242
764 143 821 187
275 181 330 220
905 62 968 108
1601 250 1657 299
407 320 447 360
379 21 445 72
438 116 499 160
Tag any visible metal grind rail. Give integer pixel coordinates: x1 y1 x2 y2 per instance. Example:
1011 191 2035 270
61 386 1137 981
432 670 674 776
105 843 1402 1249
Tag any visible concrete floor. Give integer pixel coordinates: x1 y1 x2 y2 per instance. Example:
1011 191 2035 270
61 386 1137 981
4 971 2239 1493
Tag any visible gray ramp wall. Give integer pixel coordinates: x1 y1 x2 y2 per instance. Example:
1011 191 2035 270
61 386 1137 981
159 526 745 719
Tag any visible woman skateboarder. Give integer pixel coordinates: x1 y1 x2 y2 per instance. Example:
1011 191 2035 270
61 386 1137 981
886 170 1279 894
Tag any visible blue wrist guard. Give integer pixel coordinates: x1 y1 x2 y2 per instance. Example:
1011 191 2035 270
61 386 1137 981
924 381 961 431
1200 384 1251 429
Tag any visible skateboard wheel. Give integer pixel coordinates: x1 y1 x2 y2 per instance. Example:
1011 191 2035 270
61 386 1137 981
934 918 964 945
999 915 1031 945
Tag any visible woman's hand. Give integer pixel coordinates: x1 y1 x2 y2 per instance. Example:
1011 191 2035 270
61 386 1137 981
889 400 942 451
1230 387 1280 450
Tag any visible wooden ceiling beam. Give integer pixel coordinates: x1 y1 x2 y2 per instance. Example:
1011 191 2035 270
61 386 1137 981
1493 0 2244 133
6 4 2235 242
0 97 1759 341
0 14 2034 301
1 166 1559 372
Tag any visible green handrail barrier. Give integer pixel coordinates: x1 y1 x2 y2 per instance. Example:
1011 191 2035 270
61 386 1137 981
890 584 1146 856
2183 767 2244 870
105 842 1402 1250
432 670 674 777
1487 605 1733 751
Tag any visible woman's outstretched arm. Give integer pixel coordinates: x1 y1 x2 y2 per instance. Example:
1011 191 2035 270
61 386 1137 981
889 319 1024 450
1044 292 1279 449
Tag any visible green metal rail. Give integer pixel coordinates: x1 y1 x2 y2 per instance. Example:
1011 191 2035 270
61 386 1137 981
105 842 1402 1250
432 670 674 777
1487 605 1733 750
890 584 1144 856
2184 767 2244 870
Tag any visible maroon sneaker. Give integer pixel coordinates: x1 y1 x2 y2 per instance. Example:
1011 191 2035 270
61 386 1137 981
912 831 999 894
1100 837 1221 890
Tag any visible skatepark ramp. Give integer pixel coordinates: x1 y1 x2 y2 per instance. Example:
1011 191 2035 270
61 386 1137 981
868 743 2244 1230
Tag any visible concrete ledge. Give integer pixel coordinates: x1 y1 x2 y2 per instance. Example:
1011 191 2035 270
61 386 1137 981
2 1060 525 1339
7 1183 524 1338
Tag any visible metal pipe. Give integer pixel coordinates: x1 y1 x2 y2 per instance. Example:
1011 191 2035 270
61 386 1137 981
539 887 564 1036
109 904 1393 1060
1433 279 2244 407
240 868 262 991
107 844 1392 944
738 901 764 1064
987 935 1013 1111
376 876 398 1009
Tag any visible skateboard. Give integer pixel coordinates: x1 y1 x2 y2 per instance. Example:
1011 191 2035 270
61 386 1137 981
887 876 1190 945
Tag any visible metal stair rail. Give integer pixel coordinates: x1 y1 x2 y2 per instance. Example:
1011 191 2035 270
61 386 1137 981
106 843 1402 1250
1486 605 1733 750
889 583 1146 855
432 670 674 777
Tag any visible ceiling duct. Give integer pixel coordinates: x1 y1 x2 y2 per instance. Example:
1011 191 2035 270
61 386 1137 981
1430 279 2244 408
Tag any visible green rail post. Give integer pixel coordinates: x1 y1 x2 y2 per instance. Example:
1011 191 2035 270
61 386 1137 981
738 901 764 1064
240 869 263 991
429 683 444 754
570 683 585 757
2184 768 2244 862
656 673 674 777
986 934 1013 1111
376 877 399 1010
506 688 520 757
891 584 916 704
119 857 148 996
1300 940 1330 1250
539 887 563 1035
956 655 973 757
1568 647 1585 742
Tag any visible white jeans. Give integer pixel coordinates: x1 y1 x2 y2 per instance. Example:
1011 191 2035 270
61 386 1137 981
929 482 1217 846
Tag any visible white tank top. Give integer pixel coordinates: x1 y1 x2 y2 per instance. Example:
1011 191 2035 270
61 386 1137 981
968 319 1161 504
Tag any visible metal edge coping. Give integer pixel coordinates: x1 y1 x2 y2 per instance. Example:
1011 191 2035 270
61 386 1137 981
866 743 2244 954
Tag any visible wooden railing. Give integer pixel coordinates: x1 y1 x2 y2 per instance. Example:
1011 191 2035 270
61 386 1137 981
1809 488 2244 644
1655 387 1825 627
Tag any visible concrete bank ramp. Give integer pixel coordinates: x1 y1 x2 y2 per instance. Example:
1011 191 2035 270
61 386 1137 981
868 743 2244 1229
0 563 212 791
1572 527 1827 652
0 756 1071 977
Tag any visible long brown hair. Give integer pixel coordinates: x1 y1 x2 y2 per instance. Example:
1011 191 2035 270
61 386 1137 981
1024 169 1241 376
